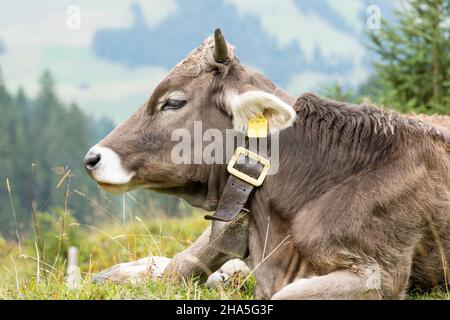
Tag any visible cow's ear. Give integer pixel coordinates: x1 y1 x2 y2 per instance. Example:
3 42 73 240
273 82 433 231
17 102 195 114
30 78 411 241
227 90 296 134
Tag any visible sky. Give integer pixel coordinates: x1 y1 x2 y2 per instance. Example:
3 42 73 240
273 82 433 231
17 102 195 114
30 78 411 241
0 0 403 123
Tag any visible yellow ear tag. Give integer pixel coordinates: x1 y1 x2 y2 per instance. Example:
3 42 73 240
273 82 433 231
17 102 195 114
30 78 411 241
247 114 268 138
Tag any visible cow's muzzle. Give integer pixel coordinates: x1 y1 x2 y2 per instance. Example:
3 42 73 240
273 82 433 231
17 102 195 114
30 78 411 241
82 145 135 187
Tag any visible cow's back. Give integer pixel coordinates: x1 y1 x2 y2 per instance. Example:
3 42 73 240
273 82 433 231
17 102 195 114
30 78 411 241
408 114 450 131
407 113 450 147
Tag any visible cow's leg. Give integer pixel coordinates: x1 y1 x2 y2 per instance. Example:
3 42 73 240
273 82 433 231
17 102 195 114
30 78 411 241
92 256 171 284
92 226 234 284
271 267 382 300
164 225 233 282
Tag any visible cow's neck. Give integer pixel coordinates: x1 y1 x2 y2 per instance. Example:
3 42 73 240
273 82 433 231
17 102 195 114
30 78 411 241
262 93 409 219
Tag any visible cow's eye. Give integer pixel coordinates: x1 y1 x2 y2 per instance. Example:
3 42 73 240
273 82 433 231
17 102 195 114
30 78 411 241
161 99 187 111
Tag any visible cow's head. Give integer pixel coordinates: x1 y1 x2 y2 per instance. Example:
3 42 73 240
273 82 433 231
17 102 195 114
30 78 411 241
84 29 296 210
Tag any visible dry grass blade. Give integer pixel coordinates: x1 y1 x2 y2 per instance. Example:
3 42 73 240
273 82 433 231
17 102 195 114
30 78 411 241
73 189 122 224
6 178 21 251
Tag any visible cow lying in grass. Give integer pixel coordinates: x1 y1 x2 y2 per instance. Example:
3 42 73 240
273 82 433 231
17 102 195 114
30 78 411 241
84 29 450 299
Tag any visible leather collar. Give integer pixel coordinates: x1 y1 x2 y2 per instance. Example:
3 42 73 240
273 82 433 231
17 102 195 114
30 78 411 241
205 145 269 258
205 152 266 222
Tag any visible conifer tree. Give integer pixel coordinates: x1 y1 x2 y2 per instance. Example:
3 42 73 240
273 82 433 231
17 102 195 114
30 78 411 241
0 67 30 236
369 0 450 114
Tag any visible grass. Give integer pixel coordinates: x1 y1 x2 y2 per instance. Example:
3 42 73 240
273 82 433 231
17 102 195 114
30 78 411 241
0 275 255 300
409 289 450 300
0 212 257 300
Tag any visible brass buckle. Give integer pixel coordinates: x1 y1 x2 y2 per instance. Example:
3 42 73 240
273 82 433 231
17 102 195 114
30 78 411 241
227 147 271 187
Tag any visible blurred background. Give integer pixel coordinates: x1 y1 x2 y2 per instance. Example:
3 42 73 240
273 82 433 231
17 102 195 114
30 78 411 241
0 0 449 269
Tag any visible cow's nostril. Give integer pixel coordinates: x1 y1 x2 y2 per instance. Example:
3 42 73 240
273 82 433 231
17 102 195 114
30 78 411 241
84 152 101 171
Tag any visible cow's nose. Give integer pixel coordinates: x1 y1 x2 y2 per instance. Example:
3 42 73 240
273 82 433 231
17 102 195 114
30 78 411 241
84 151 101 171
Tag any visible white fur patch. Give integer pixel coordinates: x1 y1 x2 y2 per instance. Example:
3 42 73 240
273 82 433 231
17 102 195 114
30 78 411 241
88 145 135 185
226 90 296 134
205 259 250 288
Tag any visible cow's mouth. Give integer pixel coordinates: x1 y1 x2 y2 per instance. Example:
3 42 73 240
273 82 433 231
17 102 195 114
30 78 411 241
97 180 181 194
97 182 131 194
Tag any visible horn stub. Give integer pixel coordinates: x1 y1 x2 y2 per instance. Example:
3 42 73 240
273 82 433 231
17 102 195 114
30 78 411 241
213 28 228 63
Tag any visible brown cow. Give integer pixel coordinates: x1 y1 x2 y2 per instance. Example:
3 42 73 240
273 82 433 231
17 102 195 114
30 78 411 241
84 29 450 299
